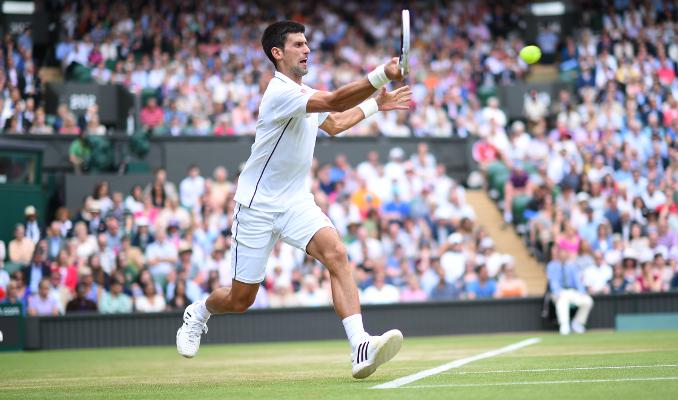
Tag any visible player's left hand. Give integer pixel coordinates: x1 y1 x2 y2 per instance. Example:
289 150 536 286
384 57 406 81
375 85 412 111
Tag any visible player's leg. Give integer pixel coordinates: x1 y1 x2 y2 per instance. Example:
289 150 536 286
279 198 402 378
305 227 360 318
177 204 275 357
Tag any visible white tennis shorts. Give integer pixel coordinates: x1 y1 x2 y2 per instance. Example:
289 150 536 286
231 196 334 284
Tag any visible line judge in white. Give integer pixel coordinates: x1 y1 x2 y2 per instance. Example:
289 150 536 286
177 20 412 379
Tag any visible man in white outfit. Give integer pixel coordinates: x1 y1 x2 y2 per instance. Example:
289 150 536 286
177 20 411 379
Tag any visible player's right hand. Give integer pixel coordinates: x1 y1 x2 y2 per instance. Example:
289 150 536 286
384 57 406 81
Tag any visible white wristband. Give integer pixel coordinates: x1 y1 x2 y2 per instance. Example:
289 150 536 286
367 64 390 89
358 98 379 118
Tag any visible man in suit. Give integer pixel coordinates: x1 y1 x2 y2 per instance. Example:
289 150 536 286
22 247 51 295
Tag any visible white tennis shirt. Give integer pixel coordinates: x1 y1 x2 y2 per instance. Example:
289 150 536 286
234 71 329 212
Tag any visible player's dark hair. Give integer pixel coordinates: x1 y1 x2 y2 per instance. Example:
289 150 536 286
261 21 305 70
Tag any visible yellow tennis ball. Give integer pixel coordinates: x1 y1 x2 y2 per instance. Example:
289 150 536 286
520 45 542 64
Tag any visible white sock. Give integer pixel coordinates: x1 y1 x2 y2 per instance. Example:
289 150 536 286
342 314 369 349
194 299 212 321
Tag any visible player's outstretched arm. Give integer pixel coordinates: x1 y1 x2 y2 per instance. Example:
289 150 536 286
319 86 412 136
308 58 404 114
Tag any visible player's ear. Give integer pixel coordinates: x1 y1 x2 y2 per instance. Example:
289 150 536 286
271 47 284 62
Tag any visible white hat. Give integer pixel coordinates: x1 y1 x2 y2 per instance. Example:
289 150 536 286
576 192 590 202
24 205 36 216
448 233 463 245
136 216 150 227
389 147 405 160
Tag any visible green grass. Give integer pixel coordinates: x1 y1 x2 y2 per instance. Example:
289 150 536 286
1 330 677 399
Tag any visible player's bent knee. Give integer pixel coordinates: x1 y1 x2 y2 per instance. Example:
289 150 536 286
322 244 348 268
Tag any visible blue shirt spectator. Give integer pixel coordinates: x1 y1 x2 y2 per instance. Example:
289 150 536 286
466 266 497 299
547 251 586 296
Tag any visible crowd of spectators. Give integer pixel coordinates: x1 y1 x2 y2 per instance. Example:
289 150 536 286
0 144 529 315
474 0 678 296
1 0 537 137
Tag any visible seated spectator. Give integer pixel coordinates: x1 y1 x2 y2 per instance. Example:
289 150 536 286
9 224 35 266
583 251 613 295
27 107 52 134
65 282 98 313
140 97 164 132
98 278 133 314
547 248 594 335
27 278 60 316
22 248 51 295
135 282 166 313
295 275 330 307
609 264 630 294
48 270 71 314
429 268 463 301
1 280 23 307
496 263 528 298
362 271 399 304
68 132 90 174
466 265 497 300
400 274 427 302
168 280 190 311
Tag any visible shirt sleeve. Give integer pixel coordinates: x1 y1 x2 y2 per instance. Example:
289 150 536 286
270 84 314 121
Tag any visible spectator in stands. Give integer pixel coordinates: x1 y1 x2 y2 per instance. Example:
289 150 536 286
362 270 400 304
9 224 35 267
429 267 463 301
22 248 51 295
27 278 59 316
48 270 71 314
144 228 177 285
547 248 594 335
400 274 427 302
144 168 178 207
179 165 205 210
1 280 22 307
168 279 190 311
135 282 166 313
140 97 164 132
98 278 133 314
466 265 497 300
22 205 41 245
68 131 90 174
29 108 53 134
65 282 98 314
295 275 330 307
496 262 528 298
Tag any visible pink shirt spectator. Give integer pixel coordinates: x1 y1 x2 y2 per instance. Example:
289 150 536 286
140 101 164 128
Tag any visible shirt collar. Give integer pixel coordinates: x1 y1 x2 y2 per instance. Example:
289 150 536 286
274 71 301 87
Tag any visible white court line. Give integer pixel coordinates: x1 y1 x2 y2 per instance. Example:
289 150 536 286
449 364 678 375
371 337 541 389
403 376 678 389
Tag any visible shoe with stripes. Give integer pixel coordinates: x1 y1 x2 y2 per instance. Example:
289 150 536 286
176 302 209 358
351 329 403 379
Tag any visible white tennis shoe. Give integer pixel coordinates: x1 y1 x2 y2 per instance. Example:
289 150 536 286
176 302 209 358
351 329 403 379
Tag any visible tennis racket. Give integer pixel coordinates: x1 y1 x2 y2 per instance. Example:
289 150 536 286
399 9 410 76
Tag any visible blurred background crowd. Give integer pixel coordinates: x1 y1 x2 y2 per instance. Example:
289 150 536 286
3 0 678 315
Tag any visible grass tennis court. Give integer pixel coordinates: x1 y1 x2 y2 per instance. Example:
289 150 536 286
2 330 677 399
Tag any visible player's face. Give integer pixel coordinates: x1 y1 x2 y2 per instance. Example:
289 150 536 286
282 33 310 77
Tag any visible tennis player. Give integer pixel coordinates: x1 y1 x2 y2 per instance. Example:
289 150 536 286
177 21 411 379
